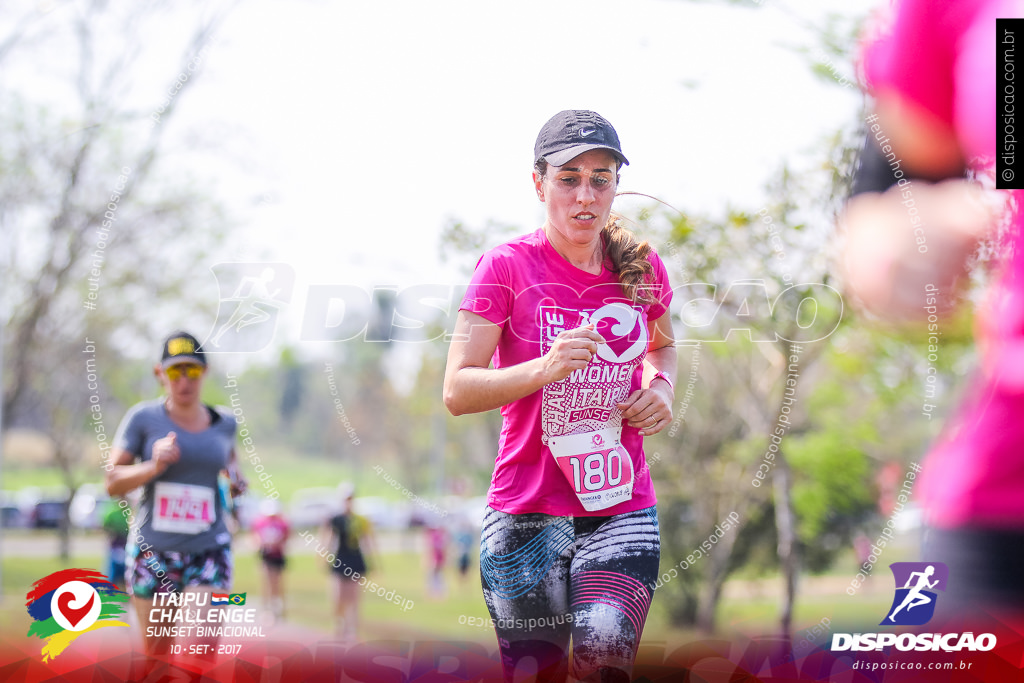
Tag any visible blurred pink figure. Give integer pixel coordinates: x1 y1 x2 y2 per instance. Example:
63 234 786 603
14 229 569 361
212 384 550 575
251 499 290 622
426 524 448 598
843 0 1024 610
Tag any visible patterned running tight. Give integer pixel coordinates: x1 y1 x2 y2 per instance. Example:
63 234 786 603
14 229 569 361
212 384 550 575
480 505 660 683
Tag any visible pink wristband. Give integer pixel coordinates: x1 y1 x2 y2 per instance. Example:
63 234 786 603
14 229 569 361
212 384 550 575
652 370 674 392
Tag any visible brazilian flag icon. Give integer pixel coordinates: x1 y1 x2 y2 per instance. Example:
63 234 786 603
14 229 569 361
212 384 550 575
229 593 247 605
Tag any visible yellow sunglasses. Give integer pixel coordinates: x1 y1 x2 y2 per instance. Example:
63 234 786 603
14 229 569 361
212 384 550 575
165 364 204 381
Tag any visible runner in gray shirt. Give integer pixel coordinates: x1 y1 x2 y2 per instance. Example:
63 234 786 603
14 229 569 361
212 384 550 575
106 331 247 656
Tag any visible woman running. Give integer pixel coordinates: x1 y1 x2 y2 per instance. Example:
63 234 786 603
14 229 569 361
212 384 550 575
106 331 246 655
444 110 675 682
252 498 290 622
323 484 376 642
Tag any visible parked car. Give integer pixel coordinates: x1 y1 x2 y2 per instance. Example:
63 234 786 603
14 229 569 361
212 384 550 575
15 487 70 529
0 491 25 528
31 499 67 529
353 496 411 530
288 487 341 529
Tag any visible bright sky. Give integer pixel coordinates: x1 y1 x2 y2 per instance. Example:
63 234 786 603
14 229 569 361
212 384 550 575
6 0 866 365
193 0 862 276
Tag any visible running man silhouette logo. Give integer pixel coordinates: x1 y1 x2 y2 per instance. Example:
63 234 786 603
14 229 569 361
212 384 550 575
881 562 949 626
25 568 129 662
205 262 294 353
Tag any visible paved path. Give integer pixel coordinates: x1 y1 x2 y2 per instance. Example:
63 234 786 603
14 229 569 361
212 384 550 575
0 528 422 557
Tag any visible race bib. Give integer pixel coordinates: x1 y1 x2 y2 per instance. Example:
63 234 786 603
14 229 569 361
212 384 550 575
548 426 634 511
152 482 216 534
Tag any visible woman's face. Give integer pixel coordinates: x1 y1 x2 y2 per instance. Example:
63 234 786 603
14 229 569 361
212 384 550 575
535 149 619 249
157 362 206 405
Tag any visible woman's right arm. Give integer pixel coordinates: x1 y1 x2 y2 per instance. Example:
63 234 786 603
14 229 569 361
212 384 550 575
104 432 180 497
442 309 604 416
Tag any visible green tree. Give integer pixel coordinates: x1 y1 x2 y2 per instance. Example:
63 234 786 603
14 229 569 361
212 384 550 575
1 1 235 558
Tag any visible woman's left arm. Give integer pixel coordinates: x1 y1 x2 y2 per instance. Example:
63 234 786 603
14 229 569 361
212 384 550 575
362 519 380 573
617 310 676 436
226 448 248 498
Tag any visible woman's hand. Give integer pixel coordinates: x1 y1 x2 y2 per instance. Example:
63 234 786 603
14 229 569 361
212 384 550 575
840 179 996 321
228 472 248 498
152 431 181 474
621 312 677 436
444 312 608 415
227 454 247 498
541 324 605 383
618 378 673 436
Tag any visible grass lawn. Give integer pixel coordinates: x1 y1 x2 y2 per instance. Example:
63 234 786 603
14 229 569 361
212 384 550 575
1 535 895 651
0 442 910 646
4 443 433 504
1 548 493 642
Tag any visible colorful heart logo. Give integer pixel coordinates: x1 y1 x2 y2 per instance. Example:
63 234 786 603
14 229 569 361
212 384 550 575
56 590 95 628
27 568 130 662
50 581 101 632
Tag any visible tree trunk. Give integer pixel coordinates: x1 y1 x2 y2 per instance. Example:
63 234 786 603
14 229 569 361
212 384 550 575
54 440 79 562
696 536 733 633
695 497 755 633
59 499 72 563
774 455 798 637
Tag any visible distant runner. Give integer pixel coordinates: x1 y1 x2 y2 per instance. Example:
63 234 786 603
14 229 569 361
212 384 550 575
106 331 247 655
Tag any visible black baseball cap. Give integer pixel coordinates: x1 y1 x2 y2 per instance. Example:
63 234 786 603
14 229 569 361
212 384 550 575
534 110 629 168
160 331 206 368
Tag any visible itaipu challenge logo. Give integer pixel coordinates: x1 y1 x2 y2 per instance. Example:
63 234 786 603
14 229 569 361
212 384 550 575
25 569 129 661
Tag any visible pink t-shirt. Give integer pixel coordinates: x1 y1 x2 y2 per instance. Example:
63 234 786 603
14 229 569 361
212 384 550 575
461 228 672 516
864 0 1024 528
252 515 289 553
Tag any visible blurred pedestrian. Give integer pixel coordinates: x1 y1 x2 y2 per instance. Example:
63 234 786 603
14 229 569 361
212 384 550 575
322 484 376 641
454 519 475 586
252 498 290 622
105 331 247 655
101 497 130 590
426 523 447 598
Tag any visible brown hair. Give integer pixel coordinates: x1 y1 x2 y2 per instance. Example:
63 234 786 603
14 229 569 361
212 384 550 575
535 159 657 305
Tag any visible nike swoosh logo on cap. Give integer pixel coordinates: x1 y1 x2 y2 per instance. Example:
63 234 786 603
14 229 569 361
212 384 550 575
579 129 596 137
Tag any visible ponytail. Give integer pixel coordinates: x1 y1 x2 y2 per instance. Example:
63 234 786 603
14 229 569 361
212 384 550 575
602 219 657 305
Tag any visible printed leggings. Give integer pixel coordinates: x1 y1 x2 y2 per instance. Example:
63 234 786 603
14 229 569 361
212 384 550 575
480 505 660 683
